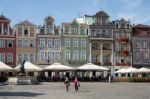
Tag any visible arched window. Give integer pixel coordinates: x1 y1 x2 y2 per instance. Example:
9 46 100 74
103 43 111 50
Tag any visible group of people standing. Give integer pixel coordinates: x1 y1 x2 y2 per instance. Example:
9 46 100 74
64 77 80 92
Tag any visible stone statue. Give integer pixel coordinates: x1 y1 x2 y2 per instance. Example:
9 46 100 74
20 60 26 75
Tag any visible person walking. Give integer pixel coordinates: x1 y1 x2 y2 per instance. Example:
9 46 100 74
73 77 80 92
64 77 70 92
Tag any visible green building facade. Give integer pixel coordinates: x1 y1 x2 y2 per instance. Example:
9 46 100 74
61 20 90 67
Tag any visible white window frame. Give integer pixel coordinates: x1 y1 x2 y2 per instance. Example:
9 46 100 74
73 50 79 60
48 52 53 61
65 50 70 60
23 40 29 47
54 39 60 48
80 50 86 60
80 39 86 48
17 40 22 47
73 39 79 47
7 53 13 62
54 52 60 62
0 53 5 62
0 40 5 48
47 39 53 48
30 54 34 62
18 53 23 63
64 38 70 47
40 51 45 61
40 39 45 48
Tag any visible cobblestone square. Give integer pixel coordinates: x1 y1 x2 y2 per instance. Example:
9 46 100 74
0 82 150 99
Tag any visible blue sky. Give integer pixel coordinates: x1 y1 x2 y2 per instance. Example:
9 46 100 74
0 0 150 26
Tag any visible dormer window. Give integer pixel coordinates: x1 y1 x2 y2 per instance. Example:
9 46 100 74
121 23 125 28
116 23 118 28
127 24 130 28
72 27 78 34
47 28 51 34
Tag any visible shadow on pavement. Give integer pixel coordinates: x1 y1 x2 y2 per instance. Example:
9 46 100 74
0 92 44 97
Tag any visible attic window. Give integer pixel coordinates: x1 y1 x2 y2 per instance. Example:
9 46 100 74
24 29 28 35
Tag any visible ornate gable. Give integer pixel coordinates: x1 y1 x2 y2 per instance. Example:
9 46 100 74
16 20 36 26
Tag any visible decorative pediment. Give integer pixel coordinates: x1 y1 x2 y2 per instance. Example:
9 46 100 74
71 20 80 26
16 20 36 26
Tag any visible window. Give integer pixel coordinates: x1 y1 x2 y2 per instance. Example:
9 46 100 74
73 50 79 60
142 52 148 60
65 27 69 34
64 38 70 47
48 52 53 61
7 53 13 62
40 39 45 48
23 40 28 47
7 40 13 48
80 50 86 60
72 27 78 34
0 40 5 48
0 53 5 62
30 40 35 47
80 39 86 48
65 50 70 60
135 51 141 60
47 28 51 34
121 23 125 28
40 51 45 61
91 30 95 37
18 54 22 63
142 40 148 49
17 40 22 47
116 23 118 28
47 39 53 48
134 41 141 49
55 52 60 62
30 54 34 62
80 28 85 34
24 29 28 35
24 54 28 61
73 39 78 47
54 39 60 48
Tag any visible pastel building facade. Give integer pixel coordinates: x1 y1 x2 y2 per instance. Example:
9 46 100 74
15 20 36 65
132 24 150 68
113 19 132 67
84 11 114 68
0 15 16 67
62 20 90 67
37 16 61 65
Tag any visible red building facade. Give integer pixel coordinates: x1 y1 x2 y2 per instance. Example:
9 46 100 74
0 15 16 67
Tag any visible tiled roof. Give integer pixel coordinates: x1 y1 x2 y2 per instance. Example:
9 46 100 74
133 24 150 28
0 15 10 21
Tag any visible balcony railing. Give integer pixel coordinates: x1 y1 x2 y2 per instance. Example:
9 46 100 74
91 34 112 38
119 50 129 56
117 37 129 44
116 62 131 66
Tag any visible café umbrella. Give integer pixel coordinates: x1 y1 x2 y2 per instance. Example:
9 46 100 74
77 63 109 71
0 61 13 71
14 61 42 72
44 63 73 71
